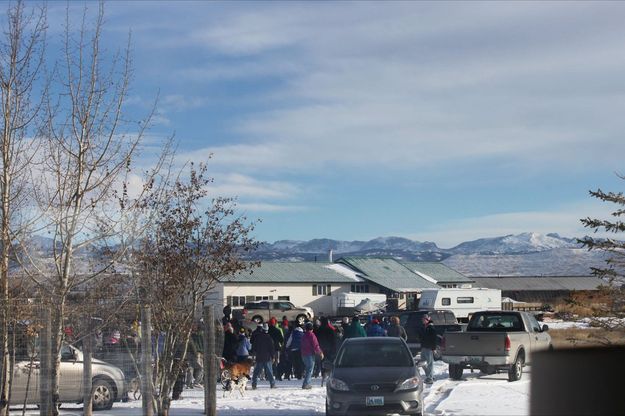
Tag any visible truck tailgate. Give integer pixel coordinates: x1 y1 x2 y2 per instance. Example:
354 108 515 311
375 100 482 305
444 332 509 356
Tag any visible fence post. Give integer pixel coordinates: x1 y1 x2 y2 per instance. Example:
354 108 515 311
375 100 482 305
39 307 52 416
203 305 215 416
141 305 153 416
82 315 93 416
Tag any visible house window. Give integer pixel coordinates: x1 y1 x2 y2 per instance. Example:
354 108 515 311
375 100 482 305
457 297 474 304
229 296 246 307
278 296 290 301
350 284 370 293
255 295 273 301
313 284 331 296
441 297 451 306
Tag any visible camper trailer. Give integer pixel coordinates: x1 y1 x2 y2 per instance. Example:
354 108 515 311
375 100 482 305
418 288 501 321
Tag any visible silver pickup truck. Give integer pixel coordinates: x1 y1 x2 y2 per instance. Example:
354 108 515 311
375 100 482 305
441 310 552 382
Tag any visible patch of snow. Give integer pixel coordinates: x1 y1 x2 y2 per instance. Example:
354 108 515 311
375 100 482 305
414 270 439 284
324 263 364 281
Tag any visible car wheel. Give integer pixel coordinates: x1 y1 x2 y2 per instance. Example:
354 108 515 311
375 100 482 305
508 354 524 382
449 364 463 380
92 378 115 410
252 315 264 324
296 314 307 325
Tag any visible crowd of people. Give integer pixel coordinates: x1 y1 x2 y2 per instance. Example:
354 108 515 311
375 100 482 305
221 310 437 389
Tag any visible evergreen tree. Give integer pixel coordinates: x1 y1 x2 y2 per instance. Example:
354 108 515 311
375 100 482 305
579 182 625 330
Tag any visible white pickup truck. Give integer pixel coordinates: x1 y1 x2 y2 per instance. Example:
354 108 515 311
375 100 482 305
441 310 552 382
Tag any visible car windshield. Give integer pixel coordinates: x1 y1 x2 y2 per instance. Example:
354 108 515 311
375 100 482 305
336 341 413 368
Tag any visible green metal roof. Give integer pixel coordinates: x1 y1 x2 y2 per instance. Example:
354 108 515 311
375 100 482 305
471 276 603 291
402 262 474 284
336 257 440 292
223 261 363 284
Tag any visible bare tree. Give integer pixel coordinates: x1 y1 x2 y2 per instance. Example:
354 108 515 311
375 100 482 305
137 163 258 416
0 2 46 415
579 176 625 331
21 3 158 412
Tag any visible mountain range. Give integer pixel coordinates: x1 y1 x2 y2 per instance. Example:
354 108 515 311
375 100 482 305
23 232 609 277
251 232 608 276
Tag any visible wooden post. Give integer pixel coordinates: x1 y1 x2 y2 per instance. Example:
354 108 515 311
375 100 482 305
82 316 93 416
39 307 51 416
203 305 216 416
141 305 153 416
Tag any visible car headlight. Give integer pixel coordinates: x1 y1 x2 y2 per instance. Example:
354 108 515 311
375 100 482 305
397 377 421 391
328 377 349 391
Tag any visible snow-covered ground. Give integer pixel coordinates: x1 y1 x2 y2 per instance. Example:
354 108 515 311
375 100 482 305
9 360 532 415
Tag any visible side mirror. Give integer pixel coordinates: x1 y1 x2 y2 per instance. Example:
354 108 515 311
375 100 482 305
542 324 549 332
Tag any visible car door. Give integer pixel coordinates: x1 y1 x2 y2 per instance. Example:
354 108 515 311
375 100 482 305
11 359 40 405
58 345 83 402
526 314 551 357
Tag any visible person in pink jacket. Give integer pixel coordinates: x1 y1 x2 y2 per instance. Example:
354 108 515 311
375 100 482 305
300 321 324 389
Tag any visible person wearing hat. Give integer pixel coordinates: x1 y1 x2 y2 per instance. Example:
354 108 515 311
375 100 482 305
420 315 437 384
343 316 366 339
222 323 238 363
251 323 277 389
366 318 387 337
300 321 323 389
285 324 305 379
236 328 252 363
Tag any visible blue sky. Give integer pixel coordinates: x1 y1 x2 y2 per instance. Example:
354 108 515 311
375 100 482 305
42 1 625 247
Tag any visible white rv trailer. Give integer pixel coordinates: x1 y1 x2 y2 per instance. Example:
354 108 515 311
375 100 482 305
418 288 501 321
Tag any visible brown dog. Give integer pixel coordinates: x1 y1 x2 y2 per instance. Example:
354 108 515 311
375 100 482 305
221 357 254 382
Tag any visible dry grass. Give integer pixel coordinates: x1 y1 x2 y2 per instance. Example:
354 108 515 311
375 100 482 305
549 327 625 349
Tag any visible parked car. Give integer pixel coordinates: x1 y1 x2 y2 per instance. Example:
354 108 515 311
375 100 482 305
11 344 127 410
399 310 462 359
441 310 552 382
241 300 314 324
325 337 425 416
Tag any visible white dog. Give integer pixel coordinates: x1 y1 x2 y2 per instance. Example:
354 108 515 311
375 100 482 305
223 375 248 398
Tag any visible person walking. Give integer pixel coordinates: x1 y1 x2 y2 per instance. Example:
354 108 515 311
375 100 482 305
419 315 437 384
343 316 366 339
251 323 277 389
267 317 284 379
285 324 304 379
315 317 338 385
386 316 407 340
300 321 323 389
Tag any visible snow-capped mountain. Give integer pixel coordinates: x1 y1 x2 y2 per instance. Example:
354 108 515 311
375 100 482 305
22 232 605 276
448 232 577 255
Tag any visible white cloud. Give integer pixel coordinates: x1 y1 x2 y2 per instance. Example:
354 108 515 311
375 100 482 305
205 173 299 200
236 202 308 213
165 3 625 177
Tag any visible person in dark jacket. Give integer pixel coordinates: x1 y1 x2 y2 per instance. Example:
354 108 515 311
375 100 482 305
267 317 284 379
251 323 276 389
343 316 366 339
366 319 387 337
222 323 238 362
420 315 437 384
315 317 337 384
386 316 407 340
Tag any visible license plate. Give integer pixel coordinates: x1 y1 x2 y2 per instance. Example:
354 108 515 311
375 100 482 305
366 396 384 406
